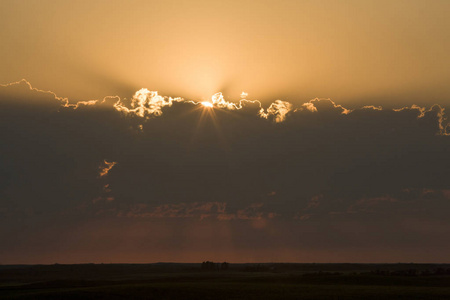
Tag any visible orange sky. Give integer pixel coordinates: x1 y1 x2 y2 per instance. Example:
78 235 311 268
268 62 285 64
1 0 449 107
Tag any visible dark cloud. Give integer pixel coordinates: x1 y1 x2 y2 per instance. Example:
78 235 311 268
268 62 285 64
0 80 449 263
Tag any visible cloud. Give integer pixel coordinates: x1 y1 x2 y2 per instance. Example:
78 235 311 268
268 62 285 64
104 201 278 222
394 104 449 136
259 100 293 123
113 88 186 117
98 160 117 178
1 80 450 262
2 79 449 133
346 195 398 214
0 79 68 110
114 202 226 219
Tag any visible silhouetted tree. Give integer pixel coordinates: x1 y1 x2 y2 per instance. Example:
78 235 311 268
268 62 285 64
201 261 216 271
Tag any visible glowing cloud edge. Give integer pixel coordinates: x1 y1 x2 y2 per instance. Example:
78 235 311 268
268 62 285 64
1 79 448 134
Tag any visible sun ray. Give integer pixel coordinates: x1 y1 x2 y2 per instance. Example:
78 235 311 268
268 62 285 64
186 99 230 150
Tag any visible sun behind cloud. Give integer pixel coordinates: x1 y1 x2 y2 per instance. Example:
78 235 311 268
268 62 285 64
201 101 214 108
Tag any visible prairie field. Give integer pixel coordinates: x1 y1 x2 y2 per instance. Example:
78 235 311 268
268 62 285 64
1 263 450 299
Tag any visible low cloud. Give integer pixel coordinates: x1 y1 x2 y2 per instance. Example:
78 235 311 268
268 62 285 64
107 201 278 222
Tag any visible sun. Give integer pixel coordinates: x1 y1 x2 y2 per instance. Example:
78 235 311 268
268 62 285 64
201 101 214 108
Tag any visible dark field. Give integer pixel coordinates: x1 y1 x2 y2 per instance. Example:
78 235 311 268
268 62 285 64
1 263 450 299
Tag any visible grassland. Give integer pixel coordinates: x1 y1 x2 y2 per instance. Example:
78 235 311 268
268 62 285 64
1 263 450 299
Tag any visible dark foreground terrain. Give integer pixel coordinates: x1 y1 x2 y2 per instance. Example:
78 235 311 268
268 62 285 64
1 263 450 299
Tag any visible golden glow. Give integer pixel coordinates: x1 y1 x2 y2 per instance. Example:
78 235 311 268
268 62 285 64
201 101 214 108
2 1 450 106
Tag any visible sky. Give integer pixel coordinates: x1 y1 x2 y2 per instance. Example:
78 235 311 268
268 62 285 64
0 0 449 264
1 0 450 106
